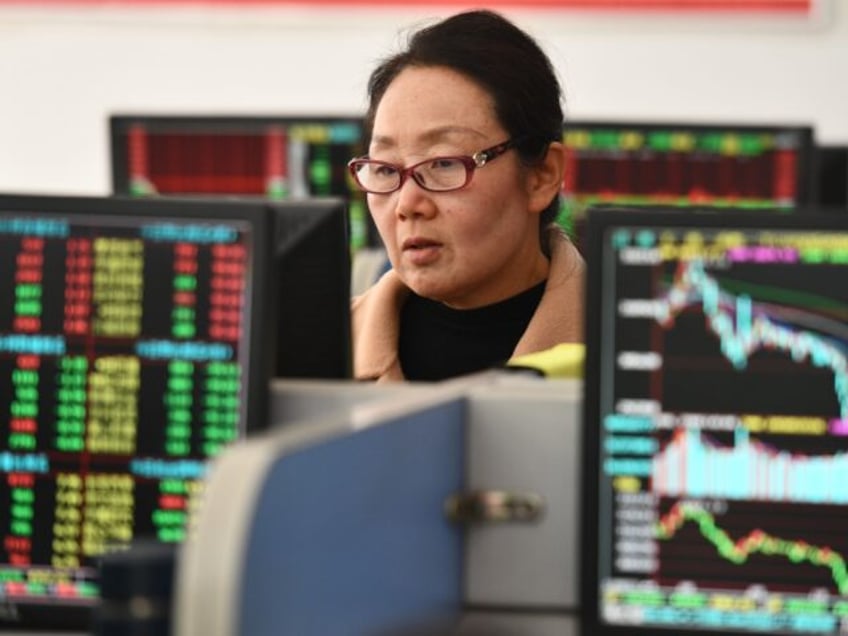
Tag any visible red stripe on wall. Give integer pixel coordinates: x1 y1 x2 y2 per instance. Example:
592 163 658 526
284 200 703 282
0 0 814 10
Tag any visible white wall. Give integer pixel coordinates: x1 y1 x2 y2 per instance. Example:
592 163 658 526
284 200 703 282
1 2 846 196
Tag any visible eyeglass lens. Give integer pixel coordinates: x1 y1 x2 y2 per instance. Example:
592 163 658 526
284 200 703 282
354 157 469 193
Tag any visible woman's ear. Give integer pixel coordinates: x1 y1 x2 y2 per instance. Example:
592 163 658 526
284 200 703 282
527 141 566 215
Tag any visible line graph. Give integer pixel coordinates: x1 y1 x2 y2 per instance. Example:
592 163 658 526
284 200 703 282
656 500 848 595
655 259 848 419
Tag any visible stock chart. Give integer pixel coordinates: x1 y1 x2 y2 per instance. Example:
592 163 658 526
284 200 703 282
595 221 848 634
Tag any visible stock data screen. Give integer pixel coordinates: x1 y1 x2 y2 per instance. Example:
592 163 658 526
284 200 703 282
110 115 372 252
559 123 814 237
0 199 269 616
586 211 848 635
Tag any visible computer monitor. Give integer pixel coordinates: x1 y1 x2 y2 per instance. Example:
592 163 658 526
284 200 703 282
815 144 848 209
0 193 274 629
109 114 375 253
270 197 352 380
559 121 816 246
581 205 848 636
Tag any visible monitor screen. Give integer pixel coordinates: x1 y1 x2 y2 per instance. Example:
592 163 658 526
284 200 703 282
0 194 274 629
581 205 848 636
270 198 352 380
815 145 848 209
109 114 375 253
559 121 816 244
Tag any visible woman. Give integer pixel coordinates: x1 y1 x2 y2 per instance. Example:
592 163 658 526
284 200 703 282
349 9 584 382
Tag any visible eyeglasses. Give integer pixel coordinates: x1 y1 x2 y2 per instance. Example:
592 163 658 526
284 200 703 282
347 138 520 195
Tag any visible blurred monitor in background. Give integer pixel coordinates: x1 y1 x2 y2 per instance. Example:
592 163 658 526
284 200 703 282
109 114 377 254
559 121 817 249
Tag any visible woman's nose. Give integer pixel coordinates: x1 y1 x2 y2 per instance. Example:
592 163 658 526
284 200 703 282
394 174 437 220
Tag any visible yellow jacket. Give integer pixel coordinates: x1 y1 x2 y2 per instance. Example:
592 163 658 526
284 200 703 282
351 227 585 382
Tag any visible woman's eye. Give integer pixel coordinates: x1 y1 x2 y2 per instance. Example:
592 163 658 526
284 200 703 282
374 164 398 177
430 158 460 171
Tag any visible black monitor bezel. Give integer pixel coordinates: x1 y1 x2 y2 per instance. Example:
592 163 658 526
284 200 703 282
0 193 276 630
267 196 352 380
815 144 848 209
580 204 848 636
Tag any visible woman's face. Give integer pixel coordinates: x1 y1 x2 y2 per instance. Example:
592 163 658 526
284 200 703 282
367 65 550 309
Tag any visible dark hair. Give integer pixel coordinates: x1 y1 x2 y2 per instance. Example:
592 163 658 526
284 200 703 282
364 10 565 248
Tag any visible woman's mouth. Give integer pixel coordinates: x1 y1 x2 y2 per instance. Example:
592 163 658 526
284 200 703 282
402 237 442 265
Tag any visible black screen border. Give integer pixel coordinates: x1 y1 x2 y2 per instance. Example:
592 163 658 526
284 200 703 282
267 196 352 380
815 144 848 209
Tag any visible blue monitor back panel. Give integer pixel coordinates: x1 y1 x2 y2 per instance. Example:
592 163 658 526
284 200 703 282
175 392 467 636
581 205 848 636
